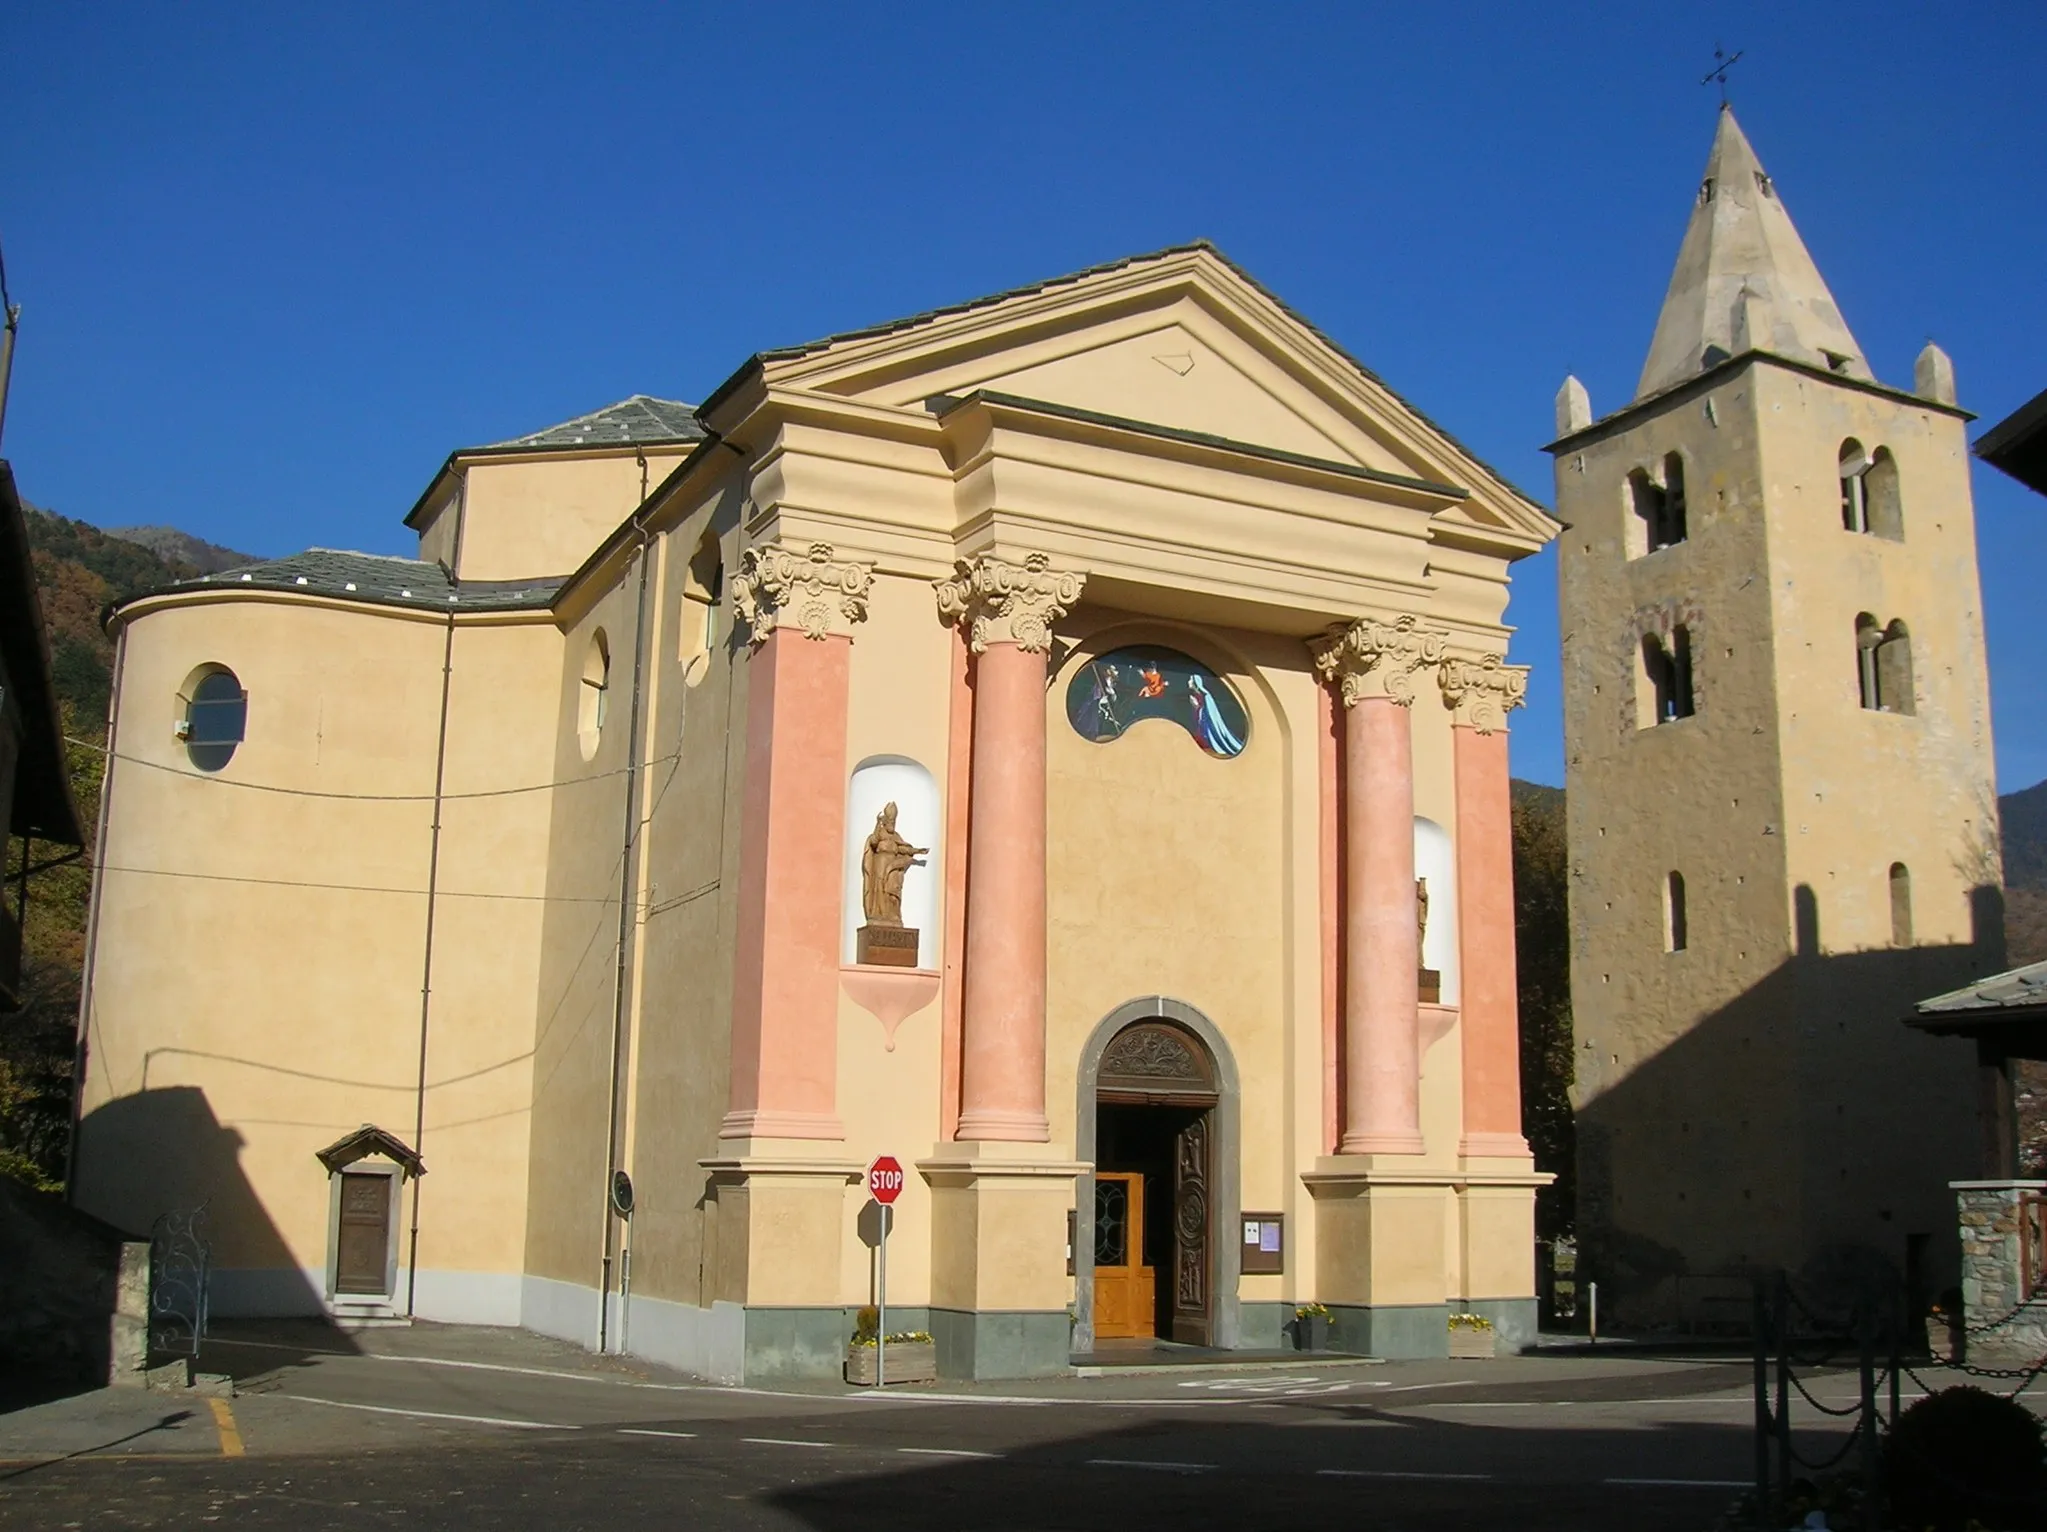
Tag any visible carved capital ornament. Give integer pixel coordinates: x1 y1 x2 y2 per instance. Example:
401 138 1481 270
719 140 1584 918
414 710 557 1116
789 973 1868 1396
933 552 1086 654
1438 652 1530 734
1309 614 1450 708
730 541 873 644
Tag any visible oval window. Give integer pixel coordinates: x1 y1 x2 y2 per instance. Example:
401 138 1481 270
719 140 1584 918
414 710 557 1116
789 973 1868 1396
180 667 246 772
1065 645 1248 758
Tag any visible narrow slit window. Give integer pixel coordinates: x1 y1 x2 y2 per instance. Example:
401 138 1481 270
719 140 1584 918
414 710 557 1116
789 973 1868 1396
1638 629 1695 728
1889 863 1913 947
1840 440 1870 533
1666 872 1688 952
1661 453 1688 545
1856 614 1882 710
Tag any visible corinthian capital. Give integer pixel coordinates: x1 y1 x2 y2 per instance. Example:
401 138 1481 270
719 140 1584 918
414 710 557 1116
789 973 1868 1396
730 541 873 644
1309 614 1449 707
933 551 1085 654
1438 652 1530 734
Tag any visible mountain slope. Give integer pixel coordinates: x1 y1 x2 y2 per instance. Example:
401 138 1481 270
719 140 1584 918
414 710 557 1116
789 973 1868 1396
106 524 256 576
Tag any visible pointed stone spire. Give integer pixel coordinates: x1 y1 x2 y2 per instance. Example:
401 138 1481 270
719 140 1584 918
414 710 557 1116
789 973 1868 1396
1914 342 1957 406
1556 375 1592 436
1635 107 1869 401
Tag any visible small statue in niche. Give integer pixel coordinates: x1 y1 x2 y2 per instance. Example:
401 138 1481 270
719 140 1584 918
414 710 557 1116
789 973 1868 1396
857 802 928 967
1416 876 1442 1004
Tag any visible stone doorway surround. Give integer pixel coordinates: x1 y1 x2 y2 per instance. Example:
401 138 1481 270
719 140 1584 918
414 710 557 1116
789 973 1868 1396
1072 997 1241 1356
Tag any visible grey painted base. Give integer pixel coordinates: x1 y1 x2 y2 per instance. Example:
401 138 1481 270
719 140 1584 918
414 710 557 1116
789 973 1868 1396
1463 1298 1539 1355
1238 1301 1288 1351
1328 1302 1449 1359
741 1306 930 1382
930 1307 1071 1380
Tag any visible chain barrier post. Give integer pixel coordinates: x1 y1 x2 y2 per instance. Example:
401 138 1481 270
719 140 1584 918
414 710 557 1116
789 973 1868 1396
1774 1272 1793 1491
1857 1288 1881 1532
1753 1272 1773 1520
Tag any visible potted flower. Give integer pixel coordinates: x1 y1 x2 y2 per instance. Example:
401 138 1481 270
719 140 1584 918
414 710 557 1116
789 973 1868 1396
1293 1301 1333 1352
845 1307 938 1385
1447 1312 1495 1360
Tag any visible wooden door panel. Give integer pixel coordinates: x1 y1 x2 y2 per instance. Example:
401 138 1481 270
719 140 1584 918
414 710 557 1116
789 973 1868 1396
335 1173 392 1295
1170 1113 1212 1345
1091 1173 1155 1340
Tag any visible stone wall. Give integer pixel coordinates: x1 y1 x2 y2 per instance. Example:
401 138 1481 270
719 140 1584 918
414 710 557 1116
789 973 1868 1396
1953 1180 2047 1366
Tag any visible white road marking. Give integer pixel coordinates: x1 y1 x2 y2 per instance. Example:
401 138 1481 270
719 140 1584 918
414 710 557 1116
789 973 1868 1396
743 1437 833 1448
619 1428 697 1439
899 1447 1001 1459
277 1395 577 1431
1318 1468 1492 1481
1606 1477 1749 1488
1086 1458 1214 1472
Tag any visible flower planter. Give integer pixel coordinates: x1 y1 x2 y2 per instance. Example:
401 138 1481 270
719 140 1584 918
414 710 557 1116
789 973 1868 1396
1447 1328 1496 1360
844 1341 937 1386
1293 1314 1332 1352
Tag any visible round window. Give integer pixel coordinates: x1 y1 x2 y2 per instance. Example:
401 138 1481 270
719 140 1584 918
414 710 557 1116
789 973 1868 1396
180 667 247 772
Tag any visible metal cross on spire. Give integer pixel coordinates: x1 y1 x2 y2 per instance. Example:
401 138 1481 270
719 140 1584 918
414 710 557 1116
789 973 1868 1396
1702 44 1745 105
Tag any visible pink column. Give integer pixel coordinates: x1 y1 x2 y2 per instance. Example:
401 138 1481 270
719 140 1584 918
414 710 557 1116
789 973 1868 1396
1455 725 1524 1156
956 639 1050 1141
721 541 874 1141
1341 696 1424 1154
1441 653 1531 1159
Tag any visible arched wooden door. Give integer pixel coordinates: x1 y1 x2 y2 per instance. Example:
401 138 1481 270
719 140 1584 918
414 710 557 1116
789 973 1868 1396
1094 1021 1219 1345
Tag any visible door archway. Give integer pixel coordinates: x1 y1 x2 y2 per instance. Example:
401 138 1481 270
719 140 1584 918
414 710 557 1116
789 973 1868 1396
1073 998 1241 1355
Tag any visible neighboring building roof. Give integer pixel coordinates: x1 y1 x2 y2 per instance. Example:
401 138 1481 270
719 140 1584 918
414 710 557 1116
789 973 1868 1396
1636 106 1871 402
1916 960 2047 1020
1977 386 2047 497
0 461 84 846
482 395 704 451
161 548 563 615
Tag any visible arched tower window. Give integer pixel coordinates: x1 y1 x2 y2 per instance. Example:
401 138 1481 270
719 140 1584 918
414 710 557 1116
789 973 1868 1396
1637 626 1695 728
1889 863 1913 947
1661 453 1688 545
1865 448 1903 541
1876 620 1914 715
1665 871 1688 952
1856 615 1915 715
1839 440 1869 532
1627 464 1686 556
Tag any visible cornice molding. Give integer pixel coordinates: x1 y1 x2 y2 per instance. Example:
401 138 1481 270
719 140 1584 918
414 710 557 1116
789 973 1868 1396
730 539 874 643
933 551 1086 654
1309 614 1450 707
1438 652 1530 733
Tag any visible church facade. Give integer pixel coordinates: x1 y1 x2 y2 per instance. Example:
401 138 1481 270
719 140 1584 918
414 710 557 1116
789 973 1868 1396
70 245 1555 1380
1553 111 2002 1322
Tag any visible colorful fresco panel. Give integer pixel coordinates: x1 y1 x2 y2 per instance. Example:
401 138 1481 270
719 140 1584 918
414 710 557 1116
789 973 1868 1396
1066 645 1249 758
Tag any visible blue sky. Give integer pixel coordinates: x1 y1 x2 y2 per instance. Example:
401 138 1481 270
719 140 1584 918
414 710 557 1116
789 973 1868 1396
3 4 2041 789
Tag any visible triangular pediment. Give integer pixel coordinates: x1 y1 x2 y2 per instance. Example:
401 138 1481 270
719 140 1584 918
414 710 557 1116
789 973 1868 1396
753 245 1552 545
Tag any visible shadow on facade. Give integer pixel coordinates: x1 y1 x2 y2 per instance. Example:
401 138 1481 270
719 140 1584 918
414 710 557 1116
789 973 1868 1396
1574 884 2006 1328
66 1085 359 1384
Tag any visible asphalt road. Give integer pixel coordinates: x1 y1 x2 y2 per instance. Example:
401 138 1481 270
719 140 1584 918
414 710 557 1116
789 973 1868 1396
0 1323 1877 1530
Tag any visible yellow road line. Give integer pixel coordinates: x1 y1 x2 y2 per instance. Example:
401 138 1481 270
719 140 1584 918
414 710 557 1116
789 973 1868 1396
207 1396 245 1458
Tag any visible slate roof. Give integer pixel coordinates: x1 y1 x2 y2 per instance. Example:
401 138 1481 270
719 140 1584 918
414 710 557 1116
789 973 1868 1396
168 549 562 613
1916 960 2047 1017
484 395 704 451
1977 385 2047 498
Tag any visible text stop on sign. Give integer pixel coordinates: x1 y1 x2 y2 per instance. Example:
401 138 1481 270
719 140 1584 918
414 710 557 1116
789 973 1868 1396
868 1156 904 1205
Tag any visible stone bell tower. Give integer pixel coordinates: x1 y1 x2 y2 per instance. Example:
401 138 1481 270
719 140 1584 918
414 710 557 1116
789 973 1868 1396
1548 107 2002 1320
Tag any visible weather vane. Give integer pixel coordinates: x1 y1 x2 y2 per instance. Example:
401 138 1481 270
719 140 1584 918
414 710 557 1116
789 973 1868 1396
1702 44 1745 105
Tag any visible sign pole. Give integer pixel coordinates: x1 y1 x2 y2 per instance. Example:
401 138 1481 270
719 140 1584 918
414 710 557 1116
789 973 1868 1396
866 1155 903 1391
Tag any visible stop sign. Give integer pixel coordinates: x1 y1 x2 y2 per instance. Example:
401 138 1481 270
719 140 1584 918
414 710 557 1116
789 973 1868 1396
868 1155 905 1205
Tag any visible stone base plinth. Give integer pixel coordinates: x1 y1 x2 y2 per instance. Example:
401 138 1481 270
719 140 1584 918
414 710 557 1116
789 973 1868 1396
856 925 920 967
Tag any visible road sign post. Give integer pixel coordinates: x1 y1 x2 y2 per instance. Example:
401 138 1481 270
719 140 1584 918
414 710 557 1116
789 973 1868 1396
868 1156 903 1389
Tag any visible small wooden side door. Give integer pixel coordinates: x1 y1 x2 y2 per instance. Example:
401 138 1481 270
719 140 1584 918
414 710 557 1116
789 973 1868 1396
1091 1172 1155 1339
335 1172 393 1295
